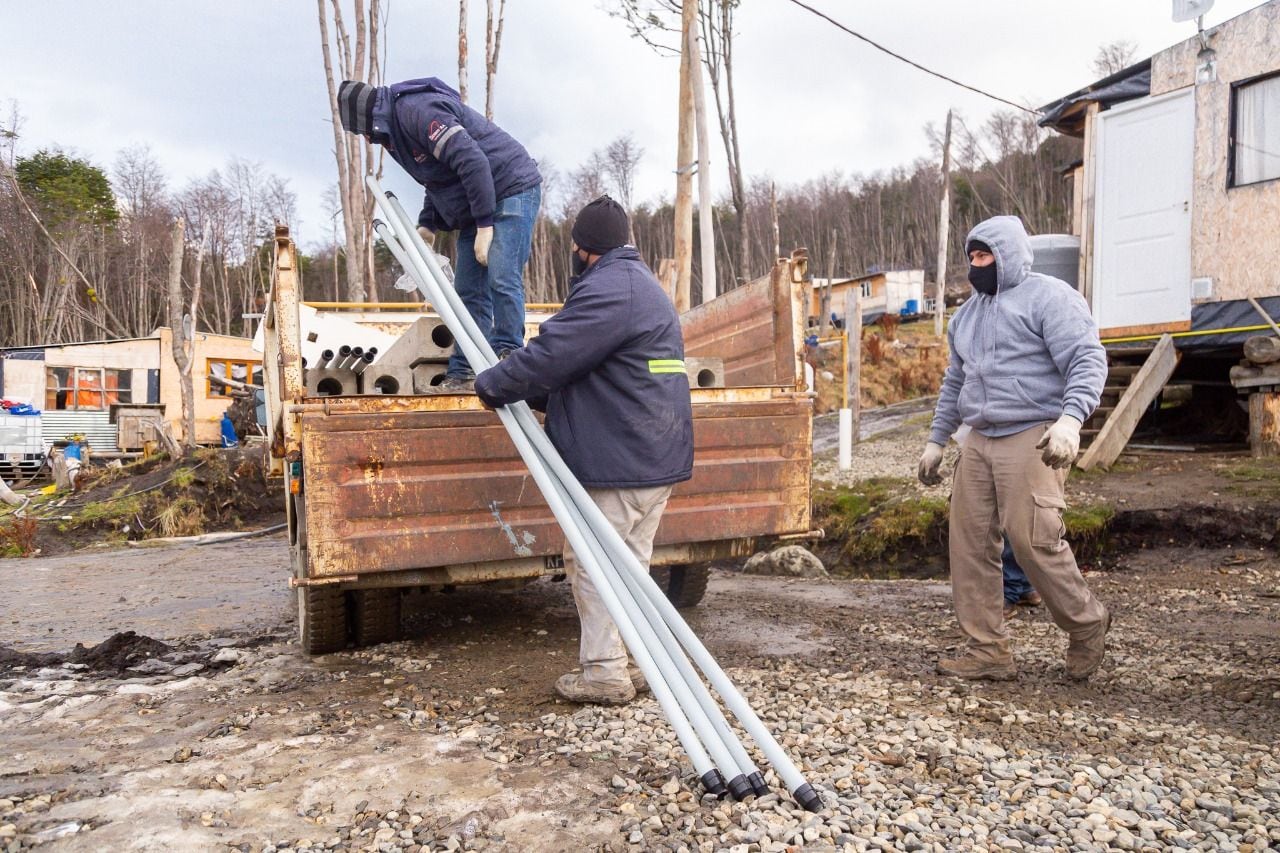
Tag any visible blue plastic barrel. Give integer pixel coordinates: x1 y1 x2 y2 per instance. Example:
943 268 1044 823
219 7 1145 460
901 299 919 316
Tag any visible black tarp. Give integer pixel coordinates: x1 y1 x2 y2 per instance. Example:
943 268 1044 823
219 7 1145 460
1039 61 1153 136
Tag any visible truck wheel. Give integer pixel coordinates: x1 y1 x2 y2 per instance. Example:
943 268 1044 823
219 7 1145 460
351 588 402 648
658 564 711 609
298 586 348 655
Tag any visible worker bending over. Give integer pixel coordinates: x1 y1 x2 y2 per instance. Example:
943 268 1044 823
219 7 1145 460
337 77 541 392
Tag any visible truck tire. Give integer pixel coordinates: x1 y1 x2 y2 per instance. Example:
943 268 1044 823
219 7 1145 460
351 588 402 648
654 564 711 609
298 586 347 655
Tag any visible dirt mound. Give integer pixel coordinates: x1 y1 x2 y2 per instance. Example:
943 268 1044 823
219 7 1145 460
0 631 172 673
16 446 284 556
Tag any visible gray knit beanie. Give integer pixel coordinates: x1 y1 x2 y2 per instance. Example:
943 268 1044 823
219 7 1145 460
337 80 376 136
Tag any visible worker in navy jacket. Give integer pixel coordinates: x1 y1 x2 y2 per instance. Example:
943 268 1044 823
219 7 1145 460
337 77 542 391
476 197 694 705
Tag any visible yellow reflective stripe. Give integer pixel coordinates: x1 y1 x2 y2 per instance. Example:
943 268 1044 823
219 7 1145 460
648 359 686 374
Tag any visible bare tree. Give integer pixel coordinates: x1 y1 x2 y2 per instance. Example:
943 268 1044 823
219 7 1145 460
610 0 749 286
166 217 195 447
484 0 507 120
1091 39 1138 78
317 0 385 302
603 134 644 211
458 0 470 102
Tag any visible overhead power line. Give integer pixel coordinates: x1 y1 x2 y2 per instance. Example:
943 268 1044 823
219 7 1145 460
782 0 1040 115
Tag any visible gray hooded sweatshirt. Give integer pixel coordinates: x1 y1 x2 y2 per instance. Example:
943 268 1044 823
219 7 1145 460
928 215 1106 446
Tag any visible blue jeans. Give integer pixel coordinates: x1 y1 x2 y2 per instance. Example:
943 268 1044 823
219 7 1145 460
1002 537 1035 605
448 184 541 378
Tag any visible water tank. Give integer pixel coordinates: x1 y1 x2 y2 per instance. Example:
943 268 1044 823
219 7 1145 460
1028 234 1080 290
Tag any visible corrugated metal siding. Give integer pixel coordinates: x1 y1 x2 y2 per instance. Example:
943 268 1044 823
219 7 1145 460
39 411 118 452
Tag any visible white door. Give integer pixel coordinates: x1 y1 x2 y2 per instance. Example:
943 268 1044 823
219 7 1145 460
1092 88 1194 331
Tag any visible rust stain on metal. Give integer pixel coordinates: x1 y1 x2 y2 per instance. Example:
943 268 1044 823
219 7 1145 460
297 394 811 579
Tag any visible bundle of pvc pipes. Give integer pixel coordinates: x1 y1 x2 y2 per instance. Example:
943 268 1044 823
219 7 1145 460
366 177 821 812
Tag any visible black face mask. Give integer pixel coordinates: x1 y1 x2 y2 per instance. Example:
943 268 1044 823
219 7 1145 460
571 250 589 278
968 262 998 296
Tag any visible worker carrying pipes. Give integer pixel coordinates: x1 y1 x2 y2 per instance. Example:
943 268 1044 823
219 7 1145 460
918 214 1110 682
475 196 694 705
336 77 542 392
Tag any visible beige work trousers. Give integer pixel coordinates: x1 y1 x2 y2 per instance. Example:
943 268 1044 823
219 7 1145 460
562 484 673 687
950 424 1107 663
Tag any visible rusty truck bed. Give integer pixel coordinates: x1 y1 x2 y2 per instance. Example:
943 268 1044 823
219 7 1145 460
296 388 811 580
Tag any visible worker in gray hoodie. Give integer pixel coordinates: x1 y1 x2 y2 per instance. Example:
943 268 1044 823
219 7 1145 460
919 214 1110 681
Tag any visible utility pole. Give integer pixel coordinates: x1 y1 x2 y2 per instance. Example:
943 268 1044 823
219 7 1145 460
819 229 836 336
673 0 698 313
934 109 953 338
688 23 716 303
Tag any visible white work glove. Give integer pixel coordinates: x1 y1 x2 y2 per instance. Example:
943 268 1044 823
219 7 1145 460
917 442 945 486
416 226 435 247
473 225 494 266
1036 415 1082 469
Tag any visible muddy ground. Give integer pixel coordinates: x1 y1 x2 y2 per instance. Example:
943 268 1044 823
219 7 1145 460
1 421 1279 851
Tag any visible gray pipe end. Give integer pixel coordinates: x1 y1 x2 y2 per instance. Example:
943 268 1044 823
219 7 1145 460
748 772 769 797
793 783 823 813
700 770 727 798
728 775 753 801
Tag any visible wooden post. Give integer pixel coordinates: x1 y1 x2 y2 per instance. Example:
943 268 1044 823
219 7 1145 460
1249 392 1280 457
657 258 678 307
1078 334 1177 471
1078 102 1101 310
819 230 836 336
688 23 715 304
934 109 952 338
672 0 697 313
845 290 861 445
769 181 780 262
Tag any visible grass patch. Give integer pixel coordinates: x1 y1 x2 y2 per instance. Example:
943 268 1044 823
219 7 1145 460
170 467 197 489
156 495 206 537
814 478 948 569
1221 460 1280 500
1064 501 1115 560
849 496 949 562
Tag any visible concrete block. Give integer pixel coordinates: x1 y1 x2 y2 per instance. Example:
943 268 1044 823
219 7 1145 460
686 357 725 388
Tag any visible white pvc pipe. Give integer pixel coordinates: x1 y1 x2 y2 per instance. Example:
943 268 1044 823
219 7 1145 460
839 408 853 470
372 216 728 788
368 178 819 804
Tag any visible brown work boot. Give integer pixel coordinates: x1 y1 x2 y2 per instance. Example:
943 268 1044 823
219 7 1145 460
1018 590 1043 608
627 663 649 694
937 654 1017 681
1003 601 1017 621
554 673 635 705
1066 608 1112 680
429 375 475 394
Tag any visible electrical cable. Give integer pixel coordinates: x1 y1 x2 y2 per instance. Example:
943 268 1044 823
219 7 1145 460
781 0 1039 115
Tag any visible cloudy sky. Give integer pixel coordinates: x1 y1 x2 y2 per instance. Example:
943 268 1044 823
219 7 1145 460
1 0 1263 248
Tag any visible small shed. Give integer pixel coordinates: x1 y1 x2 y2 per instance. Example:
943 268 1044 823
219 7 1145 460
810 270 926 323
1040 1 1280 347
0 329 258 451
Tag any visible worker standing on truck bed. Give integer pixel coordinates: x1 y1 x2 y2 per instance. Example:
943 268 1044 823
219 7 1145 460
475 196 694 705
337 77 542 393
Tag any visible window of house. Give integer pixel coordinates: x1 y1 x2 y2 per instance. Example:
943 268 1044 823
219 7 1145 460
45 367 133 411
860 282 873 298
1231 72 1280 187
207 359 262 397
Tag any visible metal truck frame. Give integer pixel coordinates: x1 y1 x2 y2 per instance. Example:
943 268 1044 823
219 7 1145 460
261 226 816 654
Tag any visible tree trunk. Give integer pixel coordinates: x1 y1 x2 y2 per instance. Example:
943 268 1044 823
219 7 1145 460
458 0 470 102
167 217 195 448
484 0 506 121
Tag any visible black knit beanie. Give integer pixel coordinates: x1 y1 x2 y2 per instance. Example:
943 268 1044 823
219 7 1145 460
337 80 376 137
572 196 630 255
966 239 992 257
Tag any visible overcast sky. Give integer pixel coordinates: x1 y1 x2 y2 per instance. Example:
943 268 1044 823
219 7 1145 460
1 0 1264 249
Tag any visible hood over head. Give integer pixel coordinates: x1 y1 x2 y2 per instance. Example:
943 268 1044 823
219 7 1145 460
964 215 1033 294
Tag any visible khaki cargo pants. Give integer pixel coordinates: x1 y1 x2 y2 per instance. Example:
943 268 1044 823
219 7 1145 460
562 484 673 687
950 424 1107 663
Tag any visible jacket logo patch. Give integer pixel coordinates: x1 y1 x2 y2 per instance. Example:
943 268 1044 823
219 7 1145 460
412 150 428 163
428 120 450 142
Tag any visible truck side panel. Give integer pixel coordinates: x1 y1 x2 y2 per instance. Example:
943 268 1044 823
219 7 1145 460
300 393 811 579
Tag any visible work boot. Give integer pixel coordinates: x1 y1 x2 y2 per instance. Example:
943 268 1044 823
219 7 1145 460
1066 608 1112 681
1018 590 1043 608
936 654 1017 681
1003 601 1018 621
431 375 475 394
554 673 635 705
627 662 649 694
